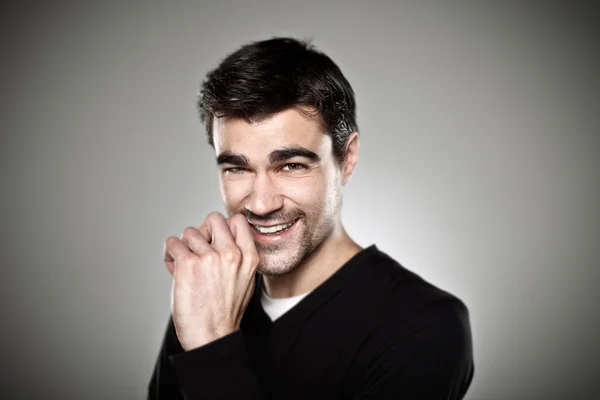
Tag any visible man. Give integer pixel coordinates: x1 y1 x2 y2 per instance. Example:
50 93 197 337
148 37 474 399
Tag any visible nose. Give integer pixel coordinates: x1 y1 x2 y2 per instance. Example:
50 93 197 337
245 173 284 216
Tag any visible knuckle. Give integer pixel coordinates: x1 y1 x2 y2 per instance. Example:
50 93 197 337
230 214 247 230
181 226 197 239
165 236 179 248
230 213 245 225
223 246 242 264
199 251 217 265
205 211 224 224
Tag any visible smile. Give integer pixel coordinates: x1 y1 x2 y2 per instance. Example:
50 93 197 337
251 218 299 235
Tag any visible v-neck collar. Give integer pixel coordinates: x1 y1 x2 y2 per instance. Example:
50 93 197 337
243 245 379 332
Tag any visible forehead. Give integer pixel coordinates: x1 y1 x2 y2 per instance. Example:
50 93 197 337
212 108 331 157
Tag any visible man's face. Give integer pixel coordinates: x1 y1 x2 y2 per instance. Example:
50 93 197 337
213 108 343 276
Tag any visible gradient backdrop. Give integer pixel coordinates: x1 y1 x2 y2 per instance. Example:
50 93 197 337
1 1 599 399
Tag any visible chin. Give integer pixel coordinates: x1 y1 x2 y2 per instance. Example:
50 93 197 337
256 248 304 277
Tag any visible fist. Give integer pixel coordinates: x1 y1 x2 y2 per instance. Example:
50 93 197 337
163 212 259 350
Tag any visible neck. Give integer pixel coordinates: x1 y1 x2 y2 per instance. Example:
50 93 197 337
262 221 362 298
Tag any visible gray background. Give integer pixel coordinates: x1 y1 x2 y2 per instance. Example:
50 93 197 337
1 1 598 399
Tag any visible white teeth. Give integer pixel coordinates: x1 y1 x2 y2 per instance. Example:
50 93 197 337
252 221 295 234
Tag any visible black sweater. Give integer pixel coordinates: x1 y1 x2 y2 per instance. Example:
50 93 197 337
148 245 474 399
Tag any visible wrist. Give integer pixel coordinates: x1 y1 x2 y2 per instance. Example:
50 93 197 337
181 327 238 351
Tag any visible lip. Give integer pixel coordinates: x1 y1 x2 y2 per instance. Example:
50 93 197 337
250 218 299 244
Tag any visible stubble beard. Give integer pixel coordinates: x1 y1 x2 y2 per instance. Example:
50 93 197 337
233 185 341 277
255 214 336 277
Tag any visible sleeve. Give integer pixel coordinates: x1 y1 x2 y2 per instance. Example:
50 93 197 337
147 315 265 400
354 299 475 399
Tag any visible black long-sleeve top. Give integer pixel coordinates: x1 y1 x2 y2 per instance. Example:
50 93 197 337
148 245 474 399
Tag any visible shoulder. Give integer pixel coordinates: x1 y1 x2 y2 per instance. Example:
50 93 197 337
356 245 471 334
346 246 475 396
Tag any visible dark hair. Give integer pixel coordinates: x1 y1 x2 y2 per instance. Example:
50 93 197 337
198 37 358 164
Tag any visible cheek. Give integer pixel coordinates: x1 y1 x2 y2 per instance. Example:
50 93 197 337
283 173 337 211
219 178 250 211
285 181 320 205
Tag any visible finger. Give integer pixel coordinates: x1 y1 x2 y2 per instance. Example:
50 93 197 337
199 212 237 253
242 274 256 306
229 214 259 269
236 276 256 324
180 226 214 256
163 236 192 276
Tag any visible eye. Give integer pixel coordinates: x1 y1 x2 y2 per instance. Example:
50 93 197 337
223 167 248 174
281 163 306 172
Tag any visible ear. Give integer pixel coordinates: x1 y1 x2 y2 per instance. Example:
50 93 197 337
342 132 360 185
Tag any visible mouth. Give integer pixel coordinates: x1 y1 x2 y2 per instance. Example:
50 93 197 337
250 218 300 235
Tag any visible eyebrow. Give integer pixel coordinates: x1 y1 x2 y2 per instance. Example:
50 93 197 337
268 146 321 164
217 146 321 166
216 152 250 166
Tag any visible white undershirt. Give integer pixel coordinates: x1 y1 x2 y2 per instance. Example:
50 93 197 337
260 288 311 321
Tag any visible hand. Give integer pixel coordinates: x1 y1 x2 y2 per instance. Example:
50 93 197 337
163 212 259 351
